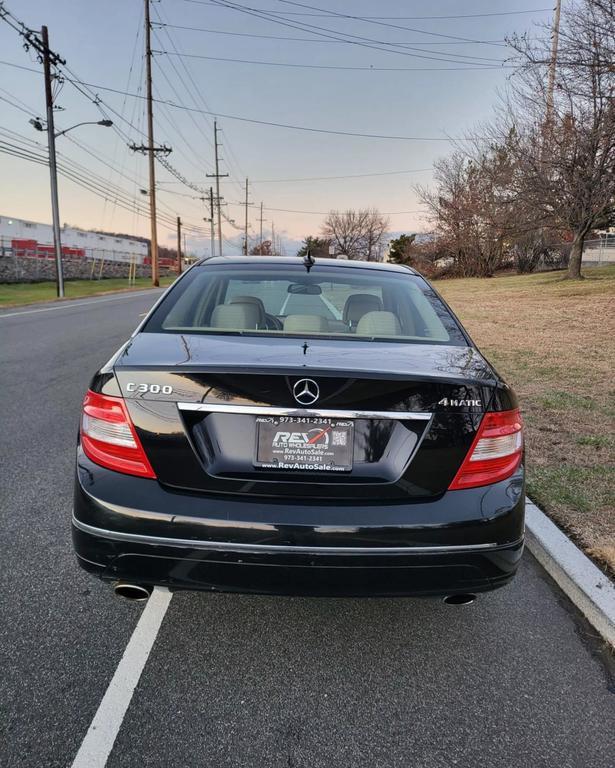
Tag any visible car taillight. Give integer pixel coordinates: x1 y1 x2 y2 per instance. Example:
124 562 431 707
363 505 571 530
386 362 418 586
449 408 523 490
80 390 156 478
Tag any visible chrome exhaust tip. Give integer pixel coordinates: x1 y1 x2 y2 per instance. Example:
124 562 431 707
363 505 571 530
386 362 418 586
113 582 152 602
443 593 476 606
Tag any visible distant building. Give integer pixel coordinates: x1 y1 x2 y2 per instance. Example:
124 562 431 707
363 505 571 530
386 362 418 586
0 214 148 264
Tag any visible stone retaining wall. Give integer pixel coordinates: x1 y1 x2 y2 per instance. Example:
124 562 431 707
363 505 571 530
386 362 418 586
0 255 173 283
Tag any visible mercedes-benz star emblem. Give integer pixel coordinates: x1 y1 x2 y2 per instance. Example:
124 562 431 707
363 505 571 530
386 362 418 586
292 378 319 406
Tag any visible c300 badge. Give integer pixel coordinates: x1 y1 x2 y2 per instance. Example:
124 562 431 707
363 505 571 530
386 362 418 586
126 382 173 395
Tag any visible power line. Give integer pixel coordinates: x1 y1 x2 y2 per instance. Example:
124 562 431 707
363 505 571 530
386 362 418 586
193 0 507 65
36 74 481 141
151 4 251 197
56 60 213 213
0 141 173 227
271 0 520 45
156 22 507 47
153 50 511 72
156 5 252 199
0 5 211 240
200 0 508 55
253 168 433 182
180 2 550 21
0 58 488 141
262 206 425 216
0 92 38 117
0 127 210 233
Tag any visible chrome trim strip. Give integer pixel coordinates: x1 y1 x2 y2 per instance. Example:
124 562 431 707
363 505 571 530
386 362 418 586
177 402 432 421
72 516 511 555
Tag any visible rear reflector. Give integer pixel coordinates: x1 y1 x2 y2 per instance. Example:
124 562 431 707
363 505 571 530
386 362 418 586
80 390 156 478
448 409 523 490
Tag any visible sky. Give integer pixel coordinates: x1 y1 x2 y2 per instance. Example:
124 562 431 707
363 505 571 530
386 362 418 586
0 0 554 257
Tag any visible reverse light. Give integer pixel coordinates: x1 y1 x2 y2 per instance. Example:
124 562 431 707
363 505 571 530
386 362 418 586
80 390 156 478
449 409 523 490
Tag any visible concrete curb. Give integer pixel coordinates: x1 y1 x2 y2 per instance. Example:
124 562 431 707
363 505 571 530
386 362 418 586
524 497 615 648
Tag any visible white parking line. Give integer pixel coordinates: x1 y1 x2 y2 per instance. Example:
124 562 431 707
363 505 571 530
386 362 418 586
319 294 342 321
70 588 173 768
0 290 161 319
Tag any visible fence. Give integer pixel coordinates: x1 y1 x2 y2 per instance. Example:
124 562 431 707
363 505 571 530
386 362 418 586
0 244 174 283
581 238 615 266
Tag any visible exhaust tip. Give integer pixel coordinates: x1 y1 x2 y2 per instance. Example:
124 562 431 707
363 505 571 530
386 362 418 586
114 582 152 602
443 593 476 606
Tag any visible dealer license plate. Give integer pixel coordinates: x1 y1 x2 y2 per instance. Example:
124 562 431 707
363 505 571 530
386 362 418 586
255 416 354 472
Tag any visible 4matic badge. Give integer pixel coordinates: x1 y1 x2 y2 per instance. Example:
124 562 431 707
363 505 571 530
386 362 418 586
438 397 482 407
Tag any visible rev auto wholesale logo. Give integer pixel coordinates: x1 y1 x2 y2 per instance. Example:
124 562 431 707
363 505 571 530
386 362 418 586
272 426 344 449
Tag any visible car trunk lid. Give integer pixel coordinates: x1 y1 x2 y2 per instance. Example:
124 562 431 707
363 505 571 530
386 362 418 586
114 333 503 500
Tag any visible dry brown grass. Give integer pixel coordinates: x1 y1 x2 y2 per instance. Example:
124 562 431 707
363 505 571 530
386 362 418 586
437 266 615 577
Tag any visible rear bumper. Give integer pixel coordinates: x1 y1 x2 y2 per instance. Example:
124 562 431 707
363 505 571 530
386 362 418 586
73 453 525 597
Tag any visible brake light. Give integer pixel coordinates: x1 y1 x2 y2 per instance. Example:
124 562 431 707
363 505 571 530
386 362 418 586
80 390 156 478
449 408 523 490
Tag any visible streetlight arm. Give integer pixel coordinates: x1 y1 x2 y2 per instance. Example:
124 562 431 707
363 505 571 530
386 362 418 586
54 119 112 138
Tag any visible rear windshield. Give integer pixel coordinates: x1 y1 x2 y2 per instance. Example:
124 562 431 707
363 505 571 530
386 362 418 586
143 263 467 345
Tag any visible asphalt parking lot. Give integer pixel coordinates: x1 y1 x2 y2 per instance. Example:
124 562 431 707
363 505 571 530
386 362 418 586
1 290 614 768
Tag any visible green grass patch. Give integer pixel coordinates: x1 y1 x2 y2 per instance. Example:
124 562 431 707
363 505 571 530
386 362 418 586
576 435 615 449
538 390 599 412
436 264 615 298
0 277 176 307
528 465 615 515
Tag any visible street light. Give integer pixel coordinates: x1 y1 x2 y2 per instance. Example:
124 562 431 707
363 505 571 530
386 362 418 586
29 115 113 297
55 119 113 138
29 118 113 137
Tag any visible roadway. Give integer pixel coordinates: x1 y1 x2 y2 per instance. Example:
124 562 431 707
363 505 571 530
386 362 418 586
1 290 613 768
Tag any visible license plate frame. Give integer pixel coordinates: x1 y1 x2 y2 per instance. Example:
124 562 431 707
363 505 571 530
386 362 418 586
254 416 354 472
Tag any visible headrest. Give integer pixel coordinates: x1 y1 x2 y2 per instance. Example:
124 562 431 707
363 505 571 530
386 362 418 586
355 311 401 337
229 295 267 326
283 314 329 333
343 293 383 325
210 303 260 330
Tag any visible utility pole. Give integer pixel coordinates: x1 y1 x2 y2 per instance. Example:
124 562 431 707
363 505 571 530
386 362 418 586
209 187 215 258
144 0 158 287
271 220 275 256
41 26 64 298
545 0 562 126
206 121 228 258
3 19 65 295
176 216 182 274
258 202 264 254
243 178 252 255
129 0 171 286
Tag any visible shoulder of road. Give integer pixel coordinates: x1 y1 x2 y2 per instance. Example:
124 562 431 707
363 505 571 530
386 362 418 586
0 278 174 310
526 498 615 648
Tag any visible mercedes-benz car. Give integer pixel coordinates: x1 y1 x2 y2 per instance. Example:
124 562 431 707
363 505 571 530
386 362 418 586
72 256 524 601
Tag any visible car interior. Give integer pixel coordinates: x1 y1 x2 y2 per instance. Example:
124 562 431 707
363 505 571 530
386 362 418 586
205 292 441 340
158 271 454 342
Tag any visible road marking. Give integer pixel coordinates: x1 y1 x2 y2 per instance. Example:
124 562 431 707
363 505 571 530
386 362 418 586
70 587 173 768
319 294 342 320
0 290 162 319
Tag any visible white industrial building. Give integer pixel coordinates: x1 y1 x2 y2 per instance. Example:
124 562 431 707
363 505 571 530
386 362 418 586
0 214 148 264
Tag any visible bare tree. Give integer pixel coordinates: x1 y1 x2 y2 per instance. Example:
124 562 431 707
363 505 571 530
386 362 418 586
415 145 518 277
506 0 615 278
250 240 272 256
321 209 389 261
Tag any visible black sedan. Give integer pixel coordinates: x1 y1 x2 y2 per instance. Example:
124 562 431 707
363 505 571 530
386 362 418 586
73 256 524 601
